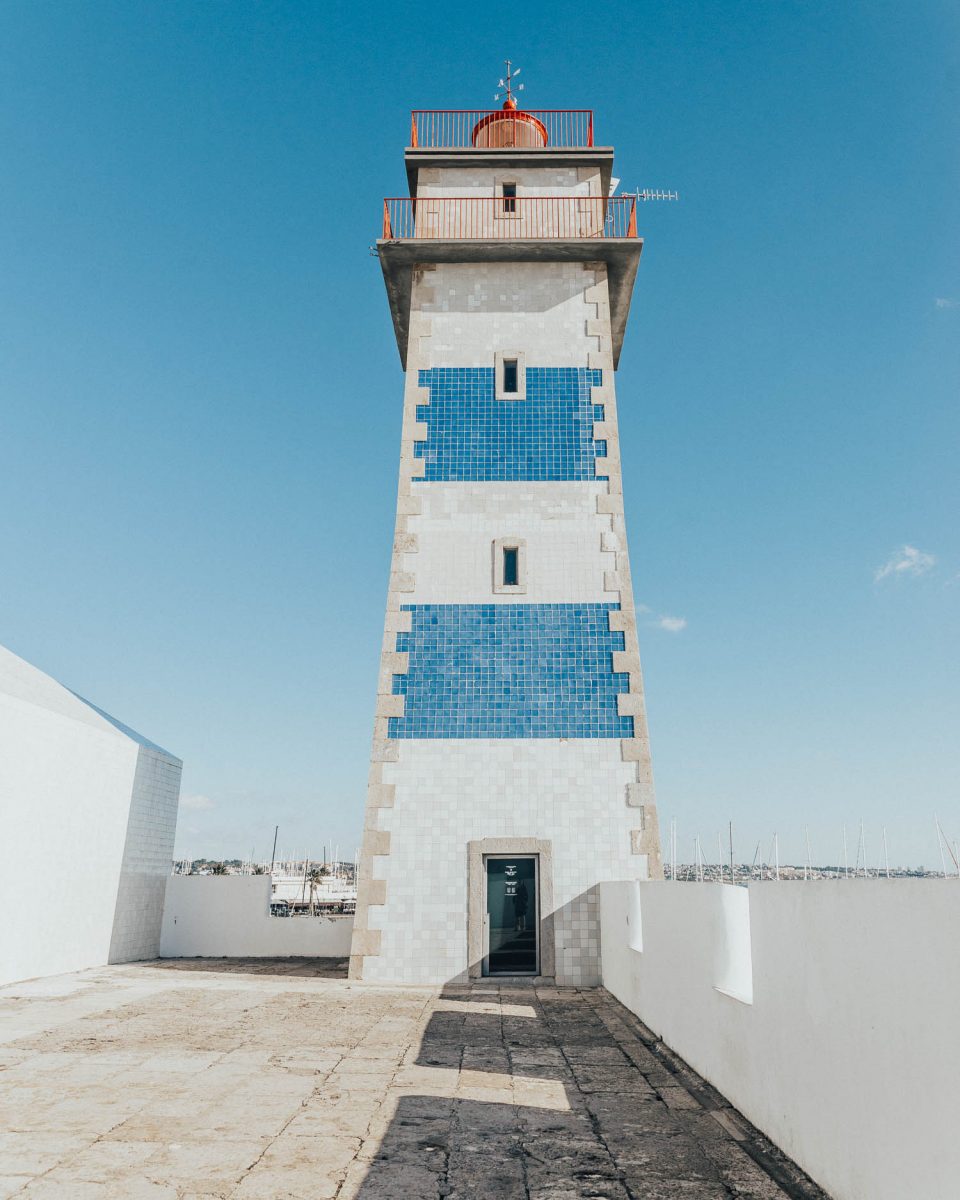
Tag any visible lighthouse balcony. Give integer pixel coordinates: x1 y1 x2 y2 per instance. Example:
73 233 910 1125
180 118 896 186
410 108 593 149
381 195 638 242
376 194 643 368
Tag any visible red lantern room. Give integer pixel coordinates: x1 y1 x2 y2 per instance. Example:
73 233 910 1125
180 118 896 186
471 95 548 148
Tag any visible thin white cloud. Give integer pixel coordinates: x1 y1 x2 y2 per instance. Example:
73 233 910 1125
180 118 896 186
935 298 958 309
874 545 936 583
180 793 216 811
656 615 687 633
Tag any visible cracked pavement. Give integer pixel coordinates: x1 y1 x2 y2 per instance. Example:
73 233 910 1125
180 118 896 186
0 959 829 1198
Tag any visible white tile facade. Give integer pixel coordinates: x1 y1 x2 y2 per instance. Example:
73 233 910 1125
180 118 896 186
417 165 597 198
408 483 616 605
364 740 643 986
422 261 599 367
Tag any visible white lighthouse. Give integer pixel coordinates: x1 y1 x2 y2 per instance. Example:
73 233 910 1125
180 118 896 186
351 78 662 985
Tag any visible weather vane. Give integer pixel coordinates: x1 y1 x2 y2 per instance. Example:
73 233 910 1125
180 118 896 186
494 60 524 105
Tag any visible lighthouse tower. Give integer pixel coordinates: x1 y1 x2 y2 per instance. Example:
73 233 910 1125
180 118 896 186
350 81 663 986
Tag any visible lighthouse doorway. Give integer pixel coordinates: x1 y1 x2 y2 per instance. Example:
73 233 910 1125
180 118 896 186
484 855 539 975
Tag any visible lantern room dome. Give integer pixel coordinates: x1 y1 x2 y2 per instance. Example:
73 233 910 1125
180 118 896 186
471 97 548 148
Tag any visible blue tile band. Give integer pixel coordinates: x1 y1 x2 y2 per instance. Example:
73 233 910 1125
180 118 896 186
415 367 604 482
390 603 633 739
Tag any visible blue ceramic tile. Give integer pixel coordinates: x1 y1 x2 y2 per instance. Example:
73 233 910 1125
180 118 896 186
414 367 603 482
389 603 632 739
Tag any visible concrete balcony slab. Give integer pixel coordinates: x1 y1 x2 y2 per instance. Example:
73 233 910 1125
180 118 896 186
378 236 642 368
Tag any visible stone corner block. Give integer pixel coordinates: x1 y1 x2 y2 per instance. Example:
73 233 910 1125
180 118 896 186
350 929 382 957
385 610 413 633
368 783 396 809
371 740 399 763
380 651 409 676
617 693 645 717
620 738 650 763
607 608 629 632
362 829 391 857
390 571 416 593
603 571 623 594
626 781 654 808
597 493 623 516
376 694 405 719
612 650 641 674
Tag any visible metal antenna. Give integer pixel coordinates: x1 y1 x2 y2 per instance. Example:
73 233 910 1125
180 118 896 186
494 60 525 104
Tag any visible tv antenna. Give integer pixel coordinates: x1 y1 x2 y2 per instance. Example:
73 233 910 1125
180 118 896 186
622 187 680 202
494 60 524 105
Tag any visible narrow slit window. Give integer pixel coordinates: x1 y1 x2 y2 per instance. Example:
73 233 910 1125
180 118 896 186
492 536 525 593
502 358 519 395
502 546 519 587
495 351 525 401
501 182 517 214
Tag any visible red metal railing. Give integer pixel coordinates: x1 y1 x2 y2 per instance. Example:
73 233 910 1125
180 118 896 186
381 195 637 241
410 110 594 149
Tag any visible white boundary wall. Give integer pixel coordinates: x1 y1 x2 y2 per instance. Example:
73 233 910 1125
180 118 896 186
160 876 354 959
599 879 960 1200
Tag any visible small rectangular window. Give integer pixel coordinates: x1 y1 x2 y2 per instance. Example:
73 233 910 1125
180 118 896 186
493 536 526 593
494 351 525 401
502 358 519 395
501 182 517 214
502 546 519 587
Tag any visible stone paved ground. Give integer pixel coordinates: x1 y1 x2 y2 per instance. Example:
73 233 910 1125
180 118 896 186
0 960 829 1199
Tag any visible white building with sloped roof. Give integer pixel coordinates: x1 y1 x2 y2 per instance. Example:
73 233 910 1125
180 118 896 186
0 643 182 986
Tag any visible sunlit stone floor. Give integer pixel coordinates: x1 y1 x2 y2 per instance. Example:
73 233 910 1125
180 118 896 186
0 959 829 1199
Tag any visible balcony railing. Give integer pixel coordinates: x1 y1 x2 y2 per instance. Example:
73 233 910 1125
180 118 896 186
410 109 594 149
381 195 638 241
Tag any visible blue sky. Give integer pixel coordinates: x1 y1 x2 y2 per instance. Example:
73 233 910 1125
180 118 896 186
1 1 957 868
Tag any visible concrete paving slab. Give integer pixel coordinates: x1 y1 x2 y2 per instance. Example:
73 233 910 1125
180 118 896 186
0 960 829 1199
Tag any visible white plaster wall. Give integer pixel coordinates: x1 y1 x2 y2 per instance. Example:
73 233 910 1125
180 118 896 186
417 166 596 196
412 170 604 243
363 740 646 986
599 880 960 1200
0 692 138 986
160 876 354 959
419 262 597 367
407 483 614 604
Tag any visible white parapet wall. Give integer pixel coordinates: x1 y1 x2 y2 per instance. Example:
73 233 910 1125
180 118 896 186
599 879 960 1200
160 876 354 959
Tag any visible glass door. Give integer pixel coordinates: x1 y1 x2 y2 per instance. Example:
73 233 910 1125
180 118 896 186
484 856 538 975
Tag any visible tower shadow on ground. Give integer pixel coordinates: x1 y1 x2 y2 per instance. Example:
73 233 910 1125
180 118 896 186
349 984 830 1200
